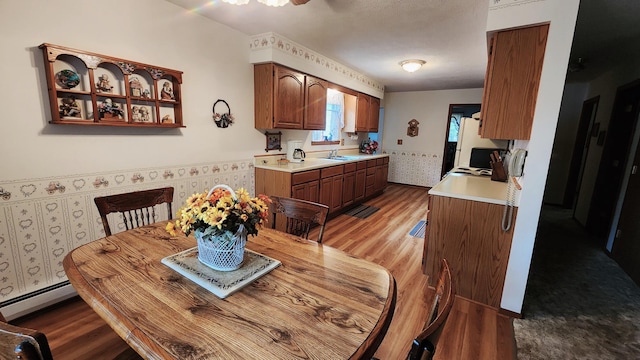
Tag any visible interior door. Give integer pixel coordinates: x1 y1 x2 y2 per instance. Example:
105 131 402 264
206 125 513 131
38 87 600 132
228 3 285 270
611 122 640 286
586 81 640 240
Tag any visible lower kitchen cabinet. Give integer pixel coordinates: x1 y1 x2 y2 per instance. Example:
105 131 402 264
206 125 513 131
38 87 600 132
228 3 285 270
423 195 516 309
342 163 356 207
255 156 389 229
319 165 344 213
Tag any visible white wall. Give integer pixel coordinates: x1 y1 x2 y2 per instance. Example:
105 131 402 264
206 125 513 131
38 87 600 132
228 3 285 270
0 0 265 308
0 0 261 182
543 82 588 205
486 0 582 314
382 89 483 154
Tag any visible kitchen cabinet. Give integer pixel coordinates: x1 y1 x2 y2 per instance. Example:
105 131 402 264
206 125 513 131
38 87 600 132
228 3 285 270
304 75 328 130
40 43 183 128
319 165 344 213
342 163 356 207
254 63 327 130
291 170 320 202
364 159 377 198
354 161 367 202
374 157 388 193
423 195 516 309
355 93 380 133
479 24 549 140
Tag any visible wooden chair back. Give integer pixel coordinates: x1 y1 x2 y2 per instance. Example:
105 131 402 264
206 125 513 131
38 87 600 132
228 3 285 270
0 312 53 360
407 258 456 360
269 196 329 242
94 187 174 236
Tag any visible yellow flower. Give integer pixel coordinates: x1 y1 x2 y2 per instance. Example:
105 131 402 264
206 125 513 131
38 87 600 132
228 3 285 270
166 222 177 236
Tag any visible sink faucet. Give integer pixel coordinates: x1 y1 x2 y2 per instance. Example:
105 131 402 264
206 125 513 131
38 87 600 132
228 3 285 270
329 149 338 158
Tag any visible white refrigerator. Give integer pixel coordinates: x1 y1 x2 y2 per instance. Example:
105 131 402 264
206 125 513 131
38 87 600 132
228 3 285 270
454 114 508 168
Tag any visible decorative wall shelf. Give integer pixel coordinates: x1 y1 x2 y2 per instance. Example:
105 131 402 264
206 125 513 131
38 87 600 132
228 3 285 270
40 43 184 128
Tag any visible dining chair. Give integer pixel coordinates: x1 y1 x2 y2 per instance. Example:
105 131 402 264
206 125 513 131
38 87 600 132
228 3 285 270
94 187 174 236
407 258 456 360
0 311 53 360
269 196 329 242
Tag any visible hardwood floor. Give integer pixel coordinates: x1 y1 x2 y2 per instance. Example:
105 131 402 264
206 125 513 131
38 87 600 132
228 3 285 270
12 184 515 359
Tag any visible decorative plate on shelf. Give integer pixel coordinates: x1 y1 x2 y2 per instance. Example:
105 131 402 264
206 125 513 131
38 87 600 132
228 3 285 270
55 69 80 89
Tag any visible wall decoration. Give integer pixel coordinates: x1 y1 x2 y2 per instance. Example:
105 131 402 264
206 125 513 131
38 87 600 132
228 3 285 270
407 119 420 137
265 131 282 152
212 99 234 128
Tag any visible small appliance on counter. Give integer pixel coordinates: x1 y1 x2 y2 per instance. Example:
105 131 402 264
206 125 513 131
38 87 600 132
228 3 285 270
286 140 305 163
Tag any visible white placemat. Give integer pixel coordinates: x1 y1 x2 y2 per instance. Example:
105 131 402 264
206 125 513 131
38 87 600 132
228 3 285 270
162 247 281 299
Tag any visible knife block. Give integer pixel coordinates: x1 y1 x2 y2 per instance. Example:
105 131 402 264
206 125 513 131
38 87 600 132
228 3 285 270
491 161 508 182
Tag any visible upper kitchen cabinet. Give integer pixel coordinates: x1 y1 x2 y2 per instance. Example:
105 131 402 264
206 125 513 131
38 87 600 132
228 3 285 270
479 24 549 140
254 63 327 130
304 75 328 130
356 93 380 133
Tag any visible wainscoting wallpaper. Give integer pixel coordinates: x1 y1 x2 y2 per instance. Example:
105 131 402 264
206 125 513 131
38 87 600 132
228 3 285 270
0 159 255 304
386 150 443 188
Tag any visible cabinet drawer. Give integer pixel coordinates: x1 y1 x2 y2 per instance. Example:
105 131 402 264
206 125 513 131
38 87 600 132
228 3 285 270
292 170 320 185
344 163 356 173
376 158 384 166
321 165 344 178
367 159 377 168
366 167 377 176
357 161 368 170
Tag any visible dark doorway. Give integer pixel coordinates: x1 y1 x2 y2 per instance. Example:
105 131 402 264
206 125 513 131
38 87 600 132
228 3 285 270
587 80 640 243
441 104 481 177
566 96 599 209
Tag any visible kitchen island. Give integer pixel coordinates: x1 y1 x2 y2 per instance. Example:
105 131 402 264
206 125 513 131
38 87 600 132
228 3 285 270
424 172 518 310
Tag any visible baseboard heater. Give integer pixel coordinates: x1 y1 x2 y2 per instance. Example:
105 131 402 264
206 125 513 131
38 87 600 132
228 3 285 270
0 281 77 321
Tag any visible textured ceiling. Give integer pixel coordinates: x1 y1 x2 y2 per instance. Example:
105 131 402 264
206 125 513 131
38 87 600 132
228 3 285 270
165 0 639 92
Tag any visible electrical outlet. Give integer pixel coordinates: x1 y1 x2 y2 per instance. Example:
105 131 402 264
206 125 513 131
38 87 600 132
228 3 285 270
397 139 403 145
341 139 344 146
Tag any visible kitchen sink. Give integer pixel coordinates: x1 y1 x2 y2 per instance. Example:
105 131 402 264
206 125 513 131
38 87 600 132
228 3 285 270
325 155 362 161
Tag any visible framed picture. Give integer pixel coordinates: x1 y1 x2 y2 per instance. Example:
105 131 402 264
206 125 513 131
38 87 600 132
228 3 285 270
265 131 282 152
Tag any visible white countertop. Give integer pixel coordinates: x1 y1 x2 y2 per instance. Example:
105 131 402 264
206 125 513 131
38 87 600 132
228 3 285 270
254 154 389 173
428 173 519 206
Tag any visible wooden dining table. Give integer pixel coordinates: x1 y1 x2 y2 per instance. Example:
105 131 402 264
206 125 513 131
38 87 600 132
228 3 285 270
63 222 396 359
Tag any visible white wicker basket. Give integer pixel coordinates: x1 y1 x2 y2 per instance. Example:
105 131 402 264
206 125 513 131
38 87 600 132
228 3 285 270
196 185 247 271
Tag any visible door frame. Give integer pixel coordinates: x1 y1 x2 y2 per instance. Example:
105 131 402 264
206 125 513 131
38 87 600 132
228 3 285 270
441 104 481 178
566 96 599 210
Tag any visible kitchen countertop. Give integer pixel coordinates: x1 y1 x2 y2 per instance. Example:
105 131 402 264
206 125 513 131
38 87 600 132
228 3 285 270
428 173 519 206
254 153 389 173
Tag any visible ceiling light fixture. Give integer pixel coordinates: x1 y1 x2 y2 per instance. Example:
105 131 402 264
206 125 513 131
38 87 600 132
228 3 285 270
400 59 426 73
221 0 250 4
257 0 289 6
221 0 289 6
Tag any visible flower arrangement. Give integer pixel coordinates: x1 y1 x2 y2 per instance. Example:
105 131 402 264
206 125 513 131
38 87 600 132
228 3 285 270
360 138 379 154
166 187 271 240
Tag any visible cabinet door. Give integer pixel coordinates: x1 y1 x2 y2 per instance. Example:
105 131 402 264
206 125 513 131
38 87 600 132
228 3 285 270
292 180 319 202
355 93 370 132
354 169 366 202
480 24 549 140
274 66 305 129
304 75 328 130
330 175 343 213
368 97 380 132
425 195 516 308
319 177 333 208
342 171 355 207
